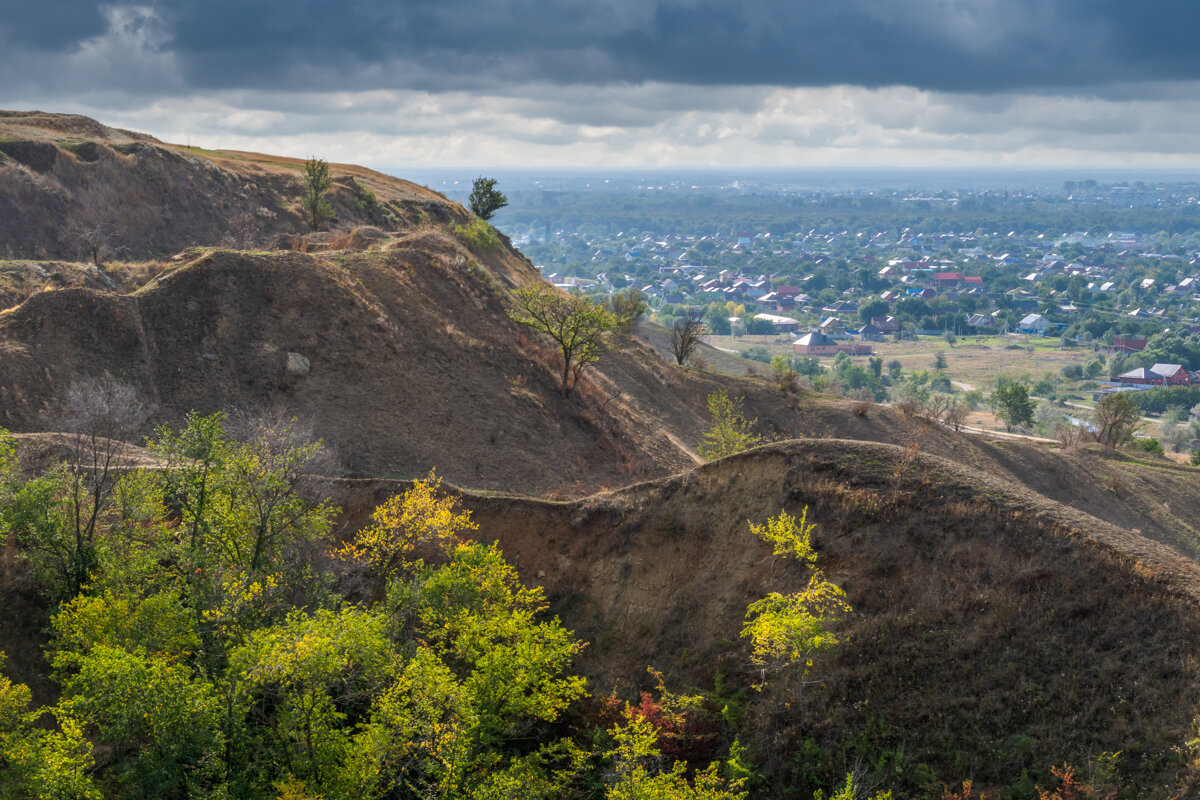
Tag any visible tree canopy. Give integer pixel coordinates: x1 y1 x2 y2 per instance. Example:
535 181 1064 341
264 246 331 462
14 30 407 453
991 383 1035 431
468 177 508 221
510 284 617 398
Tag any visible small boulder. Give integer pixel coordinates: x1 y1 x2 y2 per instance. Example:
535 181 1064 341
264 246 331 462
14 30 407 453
286 352 310 376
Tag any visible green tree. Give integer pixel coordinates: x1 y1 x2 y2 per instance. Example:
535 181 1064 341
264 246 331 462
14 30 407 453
991 383 1035 431
1 653 100 800
511 285 617 398
932 351 947 371
607 288 650 334
468 177 508 221
1093 392 1143 448
302 157 334 230
606 708 747 800
698 392 762 460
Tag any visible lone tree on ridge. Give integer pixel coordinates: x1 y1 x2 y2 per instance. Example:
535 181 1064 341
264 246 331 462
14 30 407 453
302 157 334 230
468 177 508 221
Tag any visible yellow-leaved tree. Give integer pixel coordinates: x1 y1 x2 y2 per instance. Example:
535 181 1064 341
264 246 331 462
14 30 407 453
741 509 851 722
337 469 478 578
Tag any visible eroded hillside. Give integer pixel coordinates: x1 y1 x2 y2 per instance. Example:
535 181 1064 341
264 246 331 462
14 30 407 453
332 439 1200 796
0 110 453 261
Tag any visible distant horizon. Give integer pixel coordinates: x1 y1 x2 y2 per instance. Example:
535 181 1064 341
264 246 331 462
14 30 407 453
386 165 1200 195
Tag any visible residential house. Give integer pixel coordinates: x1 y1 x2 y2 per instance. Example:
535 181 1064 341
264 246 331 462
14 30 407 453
1116 364 1192 386
819 317 849 339
1150 363 1192 385
858 323 885 342
753 313 800 333
793 331 841 355
1111 335 1148 353
871 315 901 334
965 313 995 330
1018 314 1049 335
794 330 872 356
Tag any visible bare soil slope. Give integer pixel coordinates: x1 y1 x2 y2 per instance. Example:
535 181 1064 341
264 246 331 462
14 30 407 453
0 239 755 491
0 111 453 261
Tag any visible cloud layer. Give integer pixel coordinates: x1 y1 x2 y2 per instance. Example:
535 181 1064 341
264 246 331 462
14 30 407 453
5 1 1200 167
7 0 1200 93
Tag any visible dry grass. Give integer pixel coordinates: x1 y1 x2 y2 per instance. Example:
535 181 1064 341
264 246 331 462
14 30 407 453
710 333 1094 393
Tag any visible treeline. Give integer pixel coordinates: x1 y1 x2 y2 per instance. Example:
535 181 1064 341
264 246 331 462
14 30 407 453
1129 385 1200 414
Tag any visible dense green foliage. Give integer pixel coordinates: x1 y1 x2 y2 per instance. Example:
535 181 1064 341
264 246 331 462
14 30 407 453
1130 385 1200 414
453 217 501 251
0 421 755 800
1093 392 1144 448
990 383 1035 430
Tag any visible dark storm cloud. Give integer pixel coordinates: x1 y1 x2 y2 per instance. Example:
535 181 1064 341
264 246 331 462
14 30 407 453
8 0 1200 96
0 3 106 48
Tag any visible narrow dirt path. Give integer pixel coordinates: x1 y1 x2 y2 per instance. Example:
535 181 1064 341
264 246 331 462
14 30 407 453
664 430 705 465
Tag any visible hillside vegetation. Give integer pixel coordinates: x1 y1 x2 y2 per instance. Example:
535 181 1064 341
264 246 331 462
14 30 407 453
4 114 1200 799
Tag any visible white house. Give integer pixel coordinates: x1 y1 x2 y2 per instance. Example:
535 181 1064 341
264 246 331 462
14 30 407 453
1018 314 1049 335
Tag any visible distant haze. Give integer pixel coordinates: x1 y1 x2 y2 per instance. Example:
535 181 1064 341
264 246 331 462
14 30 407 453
398 168 1200 197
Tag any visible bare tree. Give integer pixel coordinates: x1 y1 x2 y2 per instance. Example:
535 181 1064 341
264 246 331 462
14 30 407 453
66 220 121 269
220 211 265 249
669 309 705 366
26 376 152 597
942 397 969 432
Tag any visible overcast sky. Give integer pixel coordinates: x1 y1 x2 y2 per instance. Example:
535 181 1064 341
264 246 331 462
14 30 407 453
6 1 1200 169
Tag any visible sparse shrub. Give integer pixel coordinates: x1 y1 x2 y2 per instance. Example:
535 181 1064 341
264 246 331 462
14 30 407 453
1133 437 1165 455
1055 422 1086 450
852 402 870 417
895 396 921 417
743 346 771 364
1032 376 1056 397
453 218 500 251
771 355 799 393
